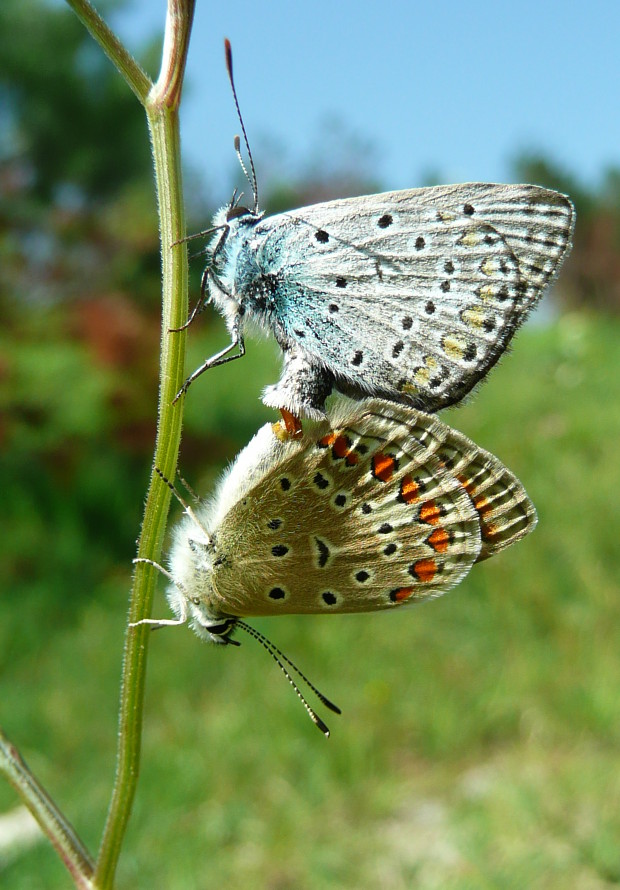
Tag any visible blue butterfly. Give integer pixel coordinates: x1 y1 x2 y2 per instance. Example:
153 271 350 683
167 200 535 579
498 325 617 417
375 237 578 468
176 42 574 424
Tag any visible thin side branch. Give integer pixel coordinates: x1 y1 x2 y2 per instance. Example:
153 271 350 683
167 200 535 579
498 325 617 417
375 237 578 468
65 0 152 102
0 729 94 889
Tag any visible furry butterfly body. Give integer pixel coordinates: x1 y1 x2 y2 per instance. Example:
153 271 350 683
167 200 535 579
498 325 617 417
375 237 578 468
184 183 574 420
160 399 536 644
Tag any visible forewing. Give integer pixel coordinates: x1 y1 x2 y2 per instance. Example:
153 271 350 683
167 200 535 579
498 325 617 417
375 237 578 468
212 402 482 616
256 184 574 411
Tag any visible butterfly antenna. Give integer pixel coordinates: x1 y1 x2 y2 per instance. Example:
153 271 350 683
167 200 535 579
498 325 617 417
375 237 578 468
171 224 224 248
176 472 201 504
224 38 259 212
236 621 337 737
154 468 210 543
234 136 253 200
238 621 341 714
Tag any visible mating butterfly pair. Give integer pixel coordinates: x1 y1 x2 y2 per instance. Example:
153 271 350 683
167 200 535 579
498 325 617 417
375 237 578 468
134 41 574 732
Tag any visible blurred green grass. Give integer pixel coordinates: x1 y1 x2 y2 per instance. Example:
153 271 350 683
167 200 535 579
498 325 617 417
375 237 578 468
1 313 619 888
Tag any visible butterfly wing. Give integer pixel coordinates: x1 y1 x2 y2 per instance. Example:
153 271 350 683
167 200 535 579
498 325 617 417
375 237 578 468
210 400 533 617
255 184 574 412
377 405 538 561
428 423 537 562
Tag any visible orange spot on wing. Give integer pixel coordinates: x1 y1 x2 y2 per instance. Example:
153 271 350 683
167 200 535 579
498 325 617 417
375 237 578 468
481 521 498 539
334 435 359 466
318 432 359 466
459 475 495 522
399 474 420 504
474 496 492 517
427 528 450 553
412 558 437 582
390 586 415 602
457 473 475 494
332 435 350 458
419 500 442 524
372 452 396 482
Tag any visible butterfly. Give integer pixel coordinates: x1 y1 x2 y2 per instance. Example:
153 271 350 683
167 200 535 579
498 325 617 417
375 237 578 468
175 42 575 426
133 399 536 732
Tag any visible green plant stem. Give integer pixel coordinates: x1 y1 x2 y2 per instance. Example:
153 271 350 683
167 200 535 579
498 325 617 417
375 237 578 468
94 89 187 890
2 0 194 884
0 2 161 879
3 0 195 882
0 729 95 889
93 2 195 887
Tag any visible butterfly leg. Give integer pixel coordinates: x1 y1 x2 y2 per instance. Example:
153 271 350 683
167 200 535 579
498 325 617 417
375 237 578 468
170 293 205 333
170 225 232 332
169 271 209 332
173 315 245 403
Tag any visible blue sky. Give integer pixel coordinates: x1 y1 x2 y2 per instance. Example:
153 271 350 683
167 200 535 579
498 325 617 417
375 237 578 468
114 1 619 203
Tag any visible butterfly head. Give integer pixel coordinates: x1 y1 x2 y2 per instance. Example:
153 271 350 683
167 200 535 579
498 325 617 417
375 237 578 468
172 583 239 646
166 578 239 646
210 194 263 233
165 516 238 645
226 203 255 222
224 181 262 220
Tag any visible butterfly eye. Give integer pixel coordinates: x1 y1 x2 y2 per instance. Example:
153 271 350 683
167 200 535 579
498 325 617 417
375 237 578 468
226 205 252 222
191 596 201 606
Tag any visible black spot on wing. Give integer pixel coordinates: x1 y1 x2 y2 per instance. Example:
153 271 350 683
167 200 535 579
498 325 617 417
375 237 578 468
271 545 289 557
314 537 330 568
313 472 330 490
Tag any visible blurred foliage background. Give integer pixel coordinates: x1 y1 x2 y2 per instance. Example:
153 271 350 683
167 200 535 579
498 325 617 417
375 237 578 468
1 1 619 888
